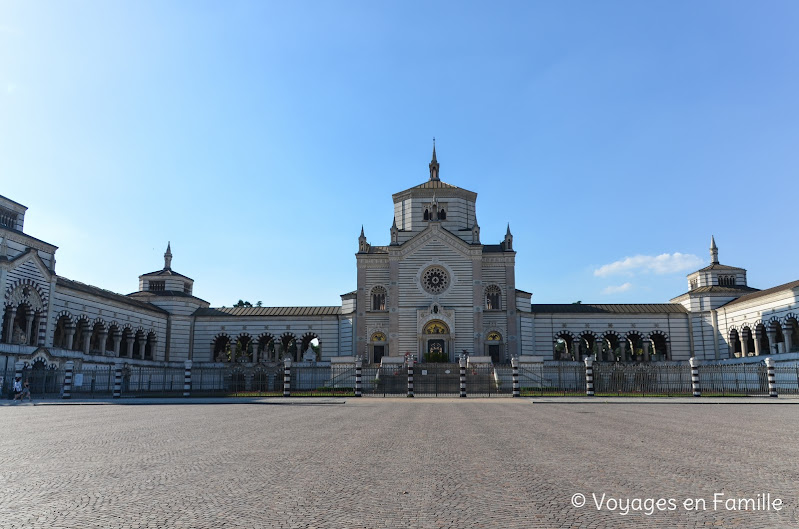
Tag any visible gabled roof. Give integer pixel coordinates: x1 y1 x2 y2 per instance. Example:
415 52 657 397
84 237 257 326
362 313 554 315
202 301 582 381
57 277 168 314
531 303 688 314
694 263 744 272
140 267 193 280
721 279 799 308
194 306 342 317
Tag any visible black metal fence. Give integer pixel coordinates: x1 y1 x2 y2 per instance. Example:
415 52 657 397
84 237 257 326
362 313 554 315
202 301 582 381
4 360 798 399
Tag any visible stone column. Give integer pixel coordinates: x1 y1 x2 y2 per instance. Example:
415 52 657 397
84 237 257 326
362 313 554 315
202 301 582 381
65 325 75 350
283 357 291 397
24 309 34 346
459 355 467 398
407 356 414 398
594 339 603 361
690 357 701 397
183 360 192 397
742 333 750 357
354 357 362 397
112 332 122 357
642 341 651 362
766 331 777 355
113 362 123 398
584 355 594 397
5 306 17 343
98 331 108 355
62 361 74 399
765 357 777 398
753 331 761 356
126 339 134 358
511 356 520 397
619 341 628 363
82 332 91 355
571 341 580 361
784 328 793 354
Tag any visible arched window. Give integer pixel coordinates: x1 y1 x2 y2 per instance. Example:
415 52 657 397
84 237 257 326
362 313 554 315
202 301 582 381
371 286 386 311
423 209 430 221
485 285 501 310
439 209 446 220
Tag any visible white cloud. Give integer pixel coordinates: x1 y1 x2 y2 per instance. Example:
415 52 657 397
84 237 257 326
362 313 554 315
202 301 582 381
593 253 703 278
602 282 633 295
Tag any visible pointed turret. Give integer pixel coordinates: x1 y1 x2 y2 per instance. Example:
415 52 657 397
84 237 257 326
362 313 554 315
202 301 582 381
429 138 440 181
710 235 718 265
358 226 370 253
503 224 513 251
164 241 173 270
471 222 481 245
390 217 399 245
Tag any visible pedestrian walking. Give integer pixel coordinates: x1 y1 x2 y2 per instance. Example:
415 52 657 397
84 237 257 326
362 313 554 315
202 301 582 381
12 377 23 402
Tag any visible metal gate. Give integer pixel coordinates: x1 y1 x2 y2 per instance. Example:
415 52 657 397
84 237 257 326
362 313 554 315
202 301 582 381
413 364 460 397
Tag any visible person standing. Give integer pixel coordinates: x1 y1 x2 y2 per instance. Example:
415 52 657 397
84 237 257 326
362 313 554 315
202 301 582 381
19 380 31 402
12 377 23 402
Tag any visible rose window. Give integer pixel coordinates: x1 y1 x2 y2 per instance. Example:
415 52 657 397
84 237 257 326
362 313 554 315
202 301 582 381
421 266 449 294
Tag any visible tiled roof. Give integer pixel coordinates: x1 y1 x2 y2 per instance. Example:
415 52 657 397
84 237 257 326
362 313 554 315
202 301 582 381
531 303 688 314
695 263 743 272
140 267 193 280
722 279 799 307
409 180 463 190
128 290 209 303
195 306 342 317
57 277 168 314
482 244 505 253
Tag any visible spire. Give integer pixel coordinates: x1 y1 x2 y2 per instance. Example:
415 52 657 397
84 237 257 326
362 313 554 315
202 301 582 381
503 224 513 251
390 217 399 246
429 138 440 181
164 241 173 270
358 226 369 253
710 235 718 265
360 225 365 237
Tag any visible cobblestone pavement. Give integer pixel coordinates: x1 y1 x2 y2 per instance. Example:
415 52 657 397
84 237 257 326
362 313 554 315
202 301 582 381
1 399 798 528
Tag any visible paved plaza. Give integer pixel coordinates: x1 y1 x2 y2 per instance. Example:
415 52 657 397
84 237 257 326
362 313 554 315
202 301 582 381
1 399 798 528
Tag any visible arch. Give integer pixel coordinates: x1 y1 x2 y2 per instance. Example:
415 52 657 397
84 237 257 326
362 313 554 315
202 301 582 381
119 327 133 358
553 331 575 361
233 333 254 362
4 279 48 312
577 331 597 362
256 333 276 362
423 320 449 335
624 332 645 362
370 286 387 311
73 316 91 352
729 328 742 358
423 208 430 221
133 328 146 359
438 208 446 220
485 285 501 311
647 330 670 361
300 332 320 361
212 333 231 362
90 319 108 354
52 313 73 349
755 322 770 356
599 331 621 362
280 333 298 362
784 315 799 353
741 326 755 357
145 331 157 360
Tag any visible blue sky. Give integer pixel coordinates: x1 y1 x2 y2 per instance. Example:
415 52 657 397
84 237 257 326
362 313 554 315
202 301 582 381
1 1 797 308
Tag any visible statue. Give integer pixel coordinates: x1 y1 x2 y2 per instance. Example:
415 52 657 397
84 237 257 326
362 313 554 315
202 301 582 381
12 323 26 345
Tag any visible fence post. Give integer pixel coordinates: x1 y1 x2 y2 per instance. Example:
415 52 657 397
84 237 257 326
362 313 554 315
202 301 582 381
765 357 777 398
184 360 192 397
62 360 74 399
511 356 520 397
113 362 122 399
459 355 467 398
283 357 291 397
354 357 362 397
407 356 414 398
689 357 701 397
584 355 594 397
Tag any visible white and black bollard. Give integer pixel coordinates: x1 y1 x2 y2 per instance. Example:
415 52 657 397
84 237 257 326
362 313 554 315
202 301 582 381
113 362 122 399
689 357 701 397
407 356 414 398
183 360 192 398
354 357 362 397
765 357 777 398
62 360 74 400
584 355 594 397
459 355 467 398
283 357 291 397
511 356 520 397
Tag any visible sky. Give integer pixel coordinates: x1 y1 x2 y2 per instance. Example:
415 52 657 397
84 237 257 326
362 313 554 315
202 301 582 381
1 1 798 308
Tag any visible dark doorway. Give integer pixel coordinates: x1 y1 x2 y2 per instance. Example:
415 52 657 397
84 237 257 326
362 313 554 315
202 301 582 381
373 345 385 364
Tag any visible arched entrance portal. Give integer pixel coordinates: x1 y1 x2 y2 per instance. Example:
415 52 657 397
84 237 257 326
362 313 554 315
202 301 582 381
422 320 450 362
